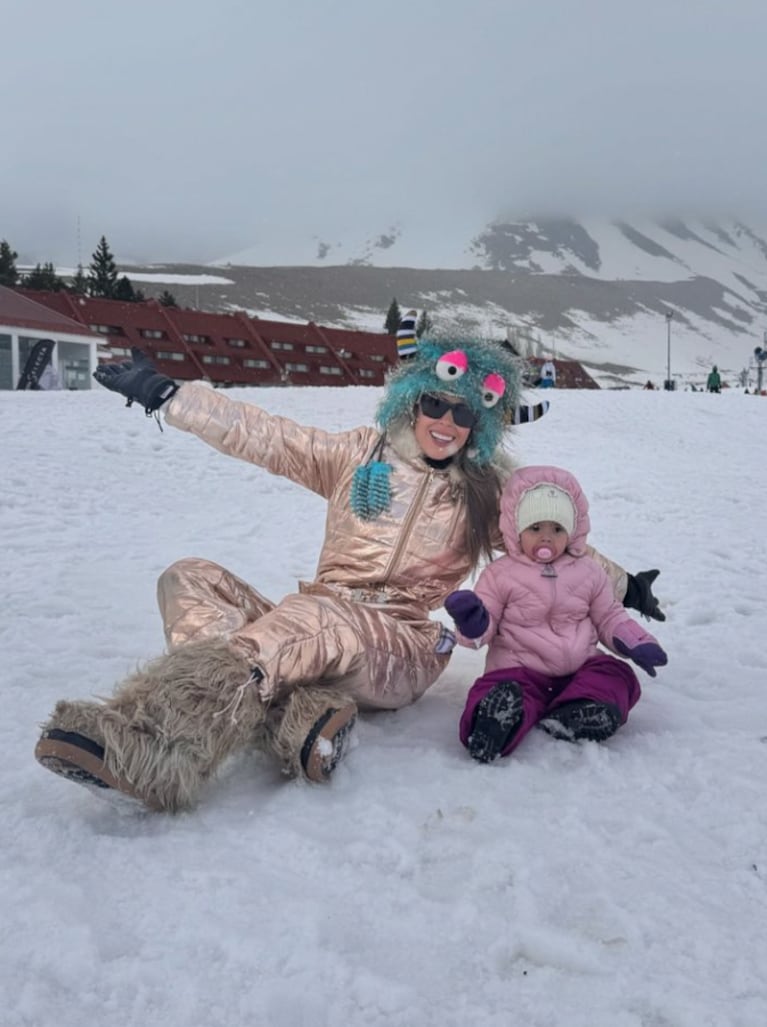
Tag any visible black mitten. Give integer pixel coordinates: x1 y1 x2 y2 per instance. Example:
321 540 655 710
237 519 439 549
93 348 178 415
623 569 666 622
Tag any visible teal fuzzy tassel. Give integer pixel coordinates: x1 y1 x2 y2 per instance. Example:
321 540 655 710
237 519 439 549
350 461 393 519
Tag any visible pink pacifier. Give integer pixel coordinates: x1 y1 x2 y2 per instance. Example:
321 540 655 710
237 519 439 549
535 546 553 561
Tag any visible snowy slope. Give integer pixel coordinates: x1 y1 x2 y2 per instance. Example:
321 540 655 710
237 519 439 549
3 384 767 1027
215 215 767 288
203 215 767 381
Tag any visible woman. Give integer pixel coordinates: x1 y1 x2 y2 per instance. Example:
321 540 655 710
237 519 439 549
35 337 664 812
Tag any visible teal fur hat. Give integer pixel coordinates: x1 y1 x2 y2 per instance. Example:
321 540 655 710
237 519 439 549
376 336 523 466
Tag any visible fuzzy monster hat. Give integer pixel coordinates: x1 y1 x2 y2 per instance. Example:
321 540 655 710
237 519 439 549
376 336 523 466
351 334 523 520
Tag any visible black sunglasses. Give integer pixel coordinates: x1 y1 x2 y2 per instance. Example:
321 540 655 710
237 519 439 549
418 393 477 429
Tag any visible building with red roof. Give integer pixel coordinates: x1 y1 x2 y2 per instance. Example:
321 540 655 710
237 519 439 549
6 289 397 390
0 286 99 389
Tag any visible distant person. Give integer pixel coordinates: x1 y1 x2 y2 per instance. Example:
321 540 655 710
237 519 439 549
643 380 655 390
445 465 667 763
707 366 722 393
540 358 556 389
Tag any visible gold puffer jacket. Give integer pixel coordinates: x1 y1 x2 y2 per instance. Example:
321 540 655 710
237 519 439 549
166 382 474 612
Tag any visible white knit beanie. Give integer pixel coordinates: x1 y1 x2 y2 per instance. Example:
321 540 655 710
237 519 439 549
516 483 576 536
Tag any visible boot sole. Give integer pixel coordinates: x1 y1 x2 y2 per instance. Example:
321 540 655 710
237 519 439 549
468 681 523 763
35 731 154 810
301 703 357 783
539 701 621 743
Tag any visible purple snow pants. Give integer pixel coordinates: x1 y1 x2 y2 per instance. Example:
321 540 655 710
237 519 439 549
459 653 641 757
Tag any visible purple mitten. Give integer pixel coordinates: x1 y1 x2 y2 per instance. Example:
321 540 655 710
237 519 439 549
445 590 490 639
614 638 668 677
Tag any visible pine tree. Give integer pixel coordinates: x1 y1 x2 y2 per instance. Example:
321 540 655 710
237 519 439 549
23 262 65 292
70 264 88 295
88 235 119 298
0 239 19 287
158 290 177 307
384 297 401 335
415 310 433 338
114 275 136 301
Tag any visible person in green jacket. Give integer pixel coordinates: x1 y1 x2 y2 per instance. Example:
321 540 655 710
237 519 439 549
707 366 722 393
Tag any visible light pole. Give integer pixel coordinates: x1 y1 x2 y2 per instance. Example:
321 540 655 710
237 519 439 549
665 311 674 390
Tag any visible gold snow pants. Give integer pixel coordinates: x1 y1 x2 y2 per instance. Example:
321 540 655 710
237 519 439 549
157 558 453 711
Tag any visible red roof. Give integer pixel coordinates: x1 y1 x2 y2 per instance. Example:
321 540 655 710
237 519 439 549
12 289 398 387
0 285 93 338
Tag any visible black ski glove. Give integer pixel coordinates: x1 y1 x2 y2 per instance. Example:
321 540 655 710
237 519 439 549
93 348 178 415
623 569 666 622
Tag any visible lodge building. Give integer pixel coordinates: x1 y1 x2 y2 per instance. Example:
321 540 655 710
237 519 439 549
0 286 397 390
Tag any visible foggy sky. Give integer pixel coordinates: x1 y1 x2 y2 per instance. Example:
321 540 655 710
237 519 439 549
4 0 767 265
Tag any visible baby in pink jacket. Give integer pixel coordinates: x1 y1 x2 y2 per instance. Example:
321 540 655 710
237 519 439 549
445 465 667 762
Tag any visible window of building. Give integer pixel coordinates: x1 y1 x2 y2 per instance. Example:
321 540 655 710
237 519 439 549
157 351 185 361
244 358 270 369
0 333 12 389
338 348 352 358
140 329 166 340
57 340 92 389
201 355 231 365
369 354 386 362
306 345 328 354
270 341 294 351
284 362 308 372
359 369 376 379
226 338 248 348
319 365 343 376
90 324 125 336
182 333 212 345
109 346 132 357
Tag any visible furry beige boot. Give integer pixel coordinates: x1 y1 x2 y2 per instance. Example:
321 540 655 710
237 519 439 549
265 685 357 782
35 639 265 812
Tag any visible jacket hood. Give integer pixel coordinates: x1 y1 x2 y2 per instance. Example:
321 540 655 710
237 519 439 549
499 465 591 556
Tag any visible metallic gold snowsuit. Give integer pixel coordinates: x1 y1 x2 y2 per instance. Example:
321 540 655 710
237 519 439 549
160 381 474 709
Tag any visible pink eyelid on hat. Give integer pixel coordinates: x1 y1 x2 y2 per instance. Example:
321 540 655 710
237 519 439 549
483 373 506 398
435 350 469 382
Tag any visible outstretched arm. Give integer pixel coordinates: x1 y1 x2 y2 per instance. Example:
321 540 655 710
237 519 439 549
585 545 665 622
93 349 376 497
590 576 668 676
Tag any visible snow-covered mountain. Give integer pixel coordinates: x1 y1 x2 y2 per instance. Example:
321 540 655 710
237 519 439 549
215 215 767 286
125 216 767 386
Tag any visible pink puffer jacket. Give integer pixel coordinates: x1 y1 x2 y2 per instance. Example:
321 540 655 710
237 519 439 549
458 466 658 676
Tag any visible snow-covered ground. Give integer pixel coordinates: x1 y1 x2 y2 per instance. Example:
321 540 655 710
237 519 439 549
28 267 237 288
3 383 767 1027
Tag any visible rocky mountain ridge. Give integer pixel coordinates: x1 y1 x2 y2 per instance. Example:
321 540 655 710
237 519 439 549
123 216 767 386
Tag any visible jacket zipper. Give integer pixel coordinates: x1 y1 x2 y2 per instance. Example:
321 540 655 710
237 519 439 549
381 469 433 583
